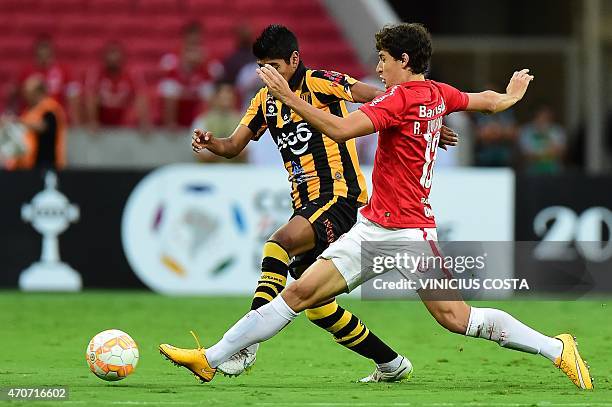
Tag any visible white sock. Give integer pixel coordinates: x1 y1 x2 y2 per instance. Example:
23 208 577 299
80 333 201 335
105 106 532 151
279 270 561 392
377 354 404 373
465 307 563 362
206 296 298 367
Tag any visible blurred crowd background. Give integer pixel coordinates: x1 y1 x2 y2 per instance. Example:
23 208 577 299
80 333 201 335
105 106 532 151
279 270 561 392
1 0 610 173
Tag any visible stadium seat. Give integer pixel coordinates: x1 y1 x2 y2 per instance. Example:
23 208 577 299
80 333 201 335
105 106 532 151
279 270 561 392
232 0 279 14
104 19 141 37
284 0 325 15
0 0 365 109
86 0 134 13
0 0 40 12
0 37 34 59
184 0 227 14
56 14 104 35
14 15 59 35
147 15 187 35
38 0 87 13
202 17 236 36
126 39 172 61
134 0 182 14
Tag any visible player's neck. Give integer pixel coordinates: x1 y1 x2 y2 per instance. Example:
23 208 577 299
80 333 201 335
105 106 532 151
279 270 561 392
403 72 425 83
388 72 425 87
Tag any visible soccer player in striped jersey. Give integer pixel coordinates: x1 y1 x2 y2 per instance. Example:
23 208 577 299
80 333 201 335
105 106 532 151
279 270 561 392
183 24 455 382
161 23 592 390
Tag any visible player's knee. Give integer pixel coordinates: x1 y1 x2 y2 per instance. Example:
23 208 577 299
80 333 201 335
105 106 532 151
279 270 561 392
269 230 295 253
283 280 317 312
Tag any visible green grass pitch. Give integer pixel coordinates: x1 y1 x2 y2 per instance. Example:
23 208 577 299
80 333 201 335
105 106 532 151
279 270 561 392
1 291 611 406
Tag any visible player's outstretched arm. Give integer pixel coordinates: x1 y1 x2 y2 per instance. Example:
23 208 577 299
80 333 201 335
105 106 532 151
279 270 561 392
466 69 534 114
192 125 253 158
257 65 374 142
350 81 384 103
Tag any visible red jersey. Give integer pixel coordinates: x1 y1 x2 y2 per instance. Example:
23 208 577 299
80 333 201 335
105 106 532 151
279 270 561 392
158 53 220 126
19 63 80 110
359 80 468 228
85 66 144 126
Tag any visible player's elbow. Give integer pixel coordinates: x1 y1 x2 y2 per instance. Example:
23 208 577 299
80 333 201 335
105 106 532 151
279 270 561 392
221 139 241 158
326 129 348 143
222 149 238 159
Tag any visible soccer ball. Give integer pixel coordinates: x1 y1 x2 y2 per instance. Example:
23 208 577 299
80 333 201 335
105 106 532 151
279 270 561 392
86 329 139 381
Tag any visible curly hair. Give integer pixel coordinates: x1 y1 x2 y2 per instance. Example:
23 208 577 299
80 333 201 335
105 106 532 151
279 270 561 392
375 23 432 75
252 24 299 63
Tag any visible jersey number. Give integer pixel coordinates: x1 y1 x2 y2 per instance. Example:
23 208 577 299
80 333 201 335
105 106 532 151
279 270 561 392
419 130 440 189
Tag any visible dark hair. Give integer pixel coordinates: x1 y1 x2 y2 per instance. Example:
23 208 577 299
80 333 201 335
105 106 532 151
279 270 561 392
252 24 298 63
33 34 52 49
213 79 235 92
182 21 202 36
103 40 123 52
375 23 432 74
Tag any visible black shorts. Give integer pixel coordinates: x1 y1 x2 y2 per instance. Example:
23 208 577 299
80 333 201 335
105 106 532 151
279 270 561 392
289 195 358 279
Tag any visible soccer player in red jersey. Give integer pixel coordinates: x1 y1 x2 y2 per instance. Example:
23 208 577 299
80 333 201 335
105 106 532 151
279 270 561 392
11 36 81 123
160 23 593 389
157 22 222 128
85 42 149 130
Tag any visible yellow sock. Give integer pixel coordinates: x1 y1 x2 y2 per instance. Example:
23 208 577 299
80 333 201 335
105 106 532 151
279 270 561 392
306 300 398 363
251 241 289 310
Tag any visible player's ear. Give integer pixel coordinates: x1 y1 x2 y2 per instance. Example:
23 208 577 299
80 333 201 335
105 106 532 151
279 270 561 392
401 53 410 69
291 51 300 68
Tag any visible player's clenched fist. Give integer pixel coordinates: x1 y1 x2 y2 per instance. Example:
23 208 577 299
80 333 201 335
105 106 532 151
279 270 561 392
506 69 534 102
192 129 214 153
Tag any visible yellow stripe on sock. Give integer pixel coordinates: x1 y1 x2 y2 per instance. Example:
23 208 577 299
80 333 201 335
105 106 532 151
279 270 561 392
328 310 352 334
263 241 290 264
345 327 370 348
254 292 274 302
305 301 339 320
258 282 281 295
336 321 364 343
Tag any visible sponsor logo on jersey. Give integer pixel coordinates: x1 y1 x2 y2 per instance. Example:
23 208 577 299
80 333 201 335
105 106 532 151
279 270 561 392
369 85 399 107
275 122 313 155
265 94 277 117
321 70 344 83
419 99 446 118
289 160 307 184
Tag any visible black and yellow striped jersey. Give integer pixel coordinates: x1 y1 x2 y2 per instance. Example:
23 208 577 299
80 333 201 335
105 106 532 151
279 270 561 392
240 62 368 209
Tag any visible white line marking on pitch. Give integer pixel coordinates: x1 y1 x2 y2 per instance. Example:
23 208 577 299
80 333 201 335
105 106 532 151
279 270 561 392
255 403 606 407
62 400 610 407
